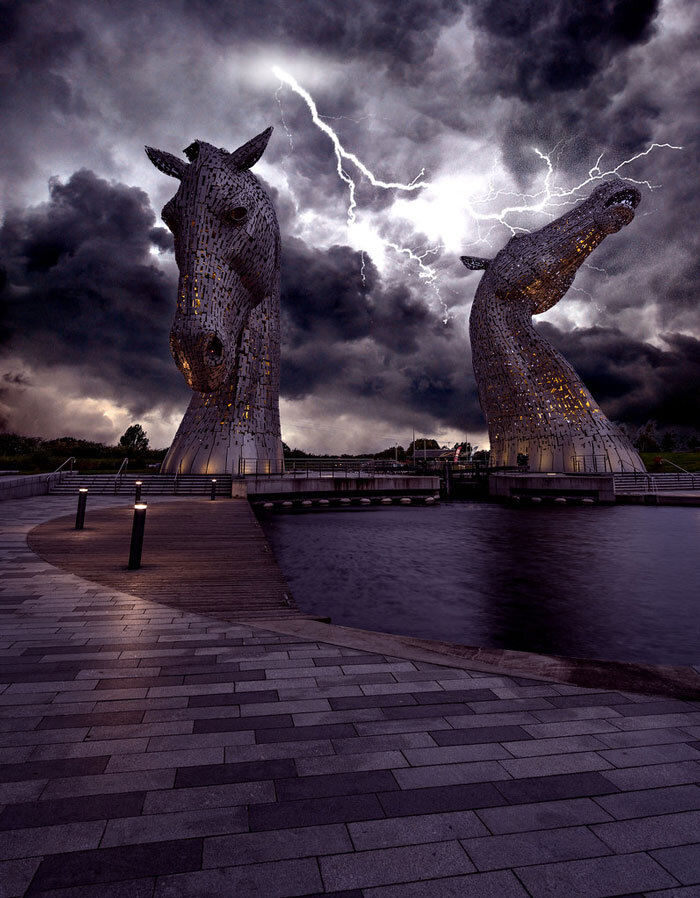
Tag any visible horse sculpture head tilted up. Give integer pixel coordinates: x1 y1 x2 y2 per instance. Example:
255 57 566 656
146 128 282 475
462 178 645 474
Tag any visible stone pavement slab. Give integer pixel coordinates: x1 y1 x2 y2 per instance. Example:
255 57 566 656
0 494 697 896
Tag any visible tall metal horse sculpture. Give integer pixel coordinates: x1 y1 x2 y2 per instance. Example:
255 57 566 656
462 178 645 474
145 127 282 475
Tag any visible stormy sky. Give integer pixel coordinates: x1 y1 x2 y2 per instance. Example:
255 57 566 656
1 0 698 452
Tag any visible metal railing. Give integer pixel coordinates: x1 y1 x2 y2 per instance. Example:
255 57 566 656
114 457 129 494
614 472 700 493
239 457 410 477
571 455 612 473
48 457 77 486
659 457 690 474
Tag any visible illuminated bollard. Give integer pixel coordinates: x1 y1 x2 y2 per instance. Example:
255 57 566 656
211 479 217 501
75 489 88 530
134 481 142 503
128 504 148 570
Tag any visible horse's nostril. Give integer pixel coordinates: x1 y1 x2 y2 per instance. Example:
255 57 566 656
206 335 224 363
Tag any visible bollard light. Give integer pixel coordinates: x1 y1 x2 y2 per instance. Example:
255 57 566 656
75 489 88 530
211 479 217 501
128 503 148 570
134 480 143 503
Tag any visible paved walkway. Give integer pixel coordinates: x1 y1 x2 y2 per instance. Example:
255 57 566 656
28 500 307 622
0 495 699 897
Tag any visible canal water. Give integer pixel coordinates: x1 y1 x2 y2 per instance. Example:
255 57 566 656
258 502 700 666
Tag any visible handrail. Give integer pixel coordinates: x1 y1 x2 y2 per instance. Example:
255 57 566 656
238 457 407 477
114 457 129 494
49 457 76 485
51 457 76 475
659 458 690 474
613 471 700 493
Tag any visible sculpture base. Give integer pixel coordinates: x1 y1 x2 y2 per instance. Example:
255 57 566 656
490 436 645 474
161 434 282 476
160 386 282 476
489 472 616 503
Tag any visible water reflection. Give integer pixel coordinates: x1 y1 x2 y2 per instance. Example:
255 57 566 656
259 502 700 665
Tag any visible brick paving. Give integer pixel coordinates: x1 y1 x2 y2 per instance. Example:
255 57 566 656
0 494 698 897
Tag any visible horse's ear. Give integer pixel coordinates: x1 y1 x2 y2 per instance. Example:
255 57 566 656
461 256 491 271
145 146 186 179
229 127 273 170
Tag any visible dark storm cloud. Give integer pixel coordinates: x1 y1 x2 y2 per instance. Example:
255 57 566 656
279 236 480 431
0 166 478 438
188 0 465 76
541 322 700 429
0 0 697 447
0 169 186 415
470 0 660 101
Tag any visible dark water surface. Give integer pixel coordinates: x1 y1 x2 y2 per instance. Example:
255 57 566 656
259 502 700 666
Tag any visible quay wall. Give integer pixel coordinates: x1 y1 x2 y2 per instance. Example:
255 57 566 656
246 475 439 498
0 474 51 502
489 472 616 503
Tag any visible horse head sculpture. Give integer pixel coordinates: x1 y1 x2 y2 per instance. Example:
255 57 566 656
146 128 282 475
462 178 645 474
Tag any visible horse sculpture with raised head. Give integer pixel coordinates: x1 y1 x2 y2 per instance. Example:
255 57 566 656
462 178 645 473
145 127 282 475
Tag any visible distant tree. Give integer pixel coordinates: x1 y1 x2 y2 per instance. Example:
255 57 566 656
452 441 472 458
119 424 149 453
634 421 660 452
688 433 699 452
43 436 109 458
0 432 41 455
614 421 636 444
374 446 406 461
406 439 440 457
660 431 677 452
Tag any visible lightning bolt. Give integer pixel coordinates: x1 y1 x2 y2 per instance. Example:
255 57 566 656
273 66 449 317
274 82 294 150
271 66 428 226
272 65 682 324
384 241 451 323
464 143 683 235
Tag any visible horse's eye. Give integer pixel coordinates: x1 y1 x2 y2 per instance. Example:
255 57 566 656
229 206 248 223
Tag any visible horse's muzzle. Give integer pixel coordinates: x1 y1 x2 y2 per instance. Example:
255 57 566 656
170 328 227 393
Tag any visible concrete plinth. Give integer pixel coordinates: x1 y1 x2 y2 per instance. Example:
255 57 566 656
0 473 51 501
489 471 615 503
246 474 439 499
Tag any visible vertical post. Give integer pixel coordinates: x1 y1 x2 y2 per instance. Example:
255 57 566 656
75 489 88 530
134 481 142 504
210 479 217 501
443 461 452 499
128 504 147 570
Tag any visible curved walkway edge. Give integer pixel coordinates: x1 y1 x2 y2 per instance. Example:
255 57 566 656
0 495 698 898
250 619 700 702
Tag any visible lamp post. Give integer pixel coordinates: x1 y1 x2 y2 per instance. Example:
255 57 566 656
210 479 217 501
128 504 147 570
134 480 142 503
75 489 88 530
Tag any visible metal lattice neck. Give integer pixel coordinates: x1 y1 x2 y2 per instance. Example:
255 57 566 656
463 179 645 474
145 128 282 475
